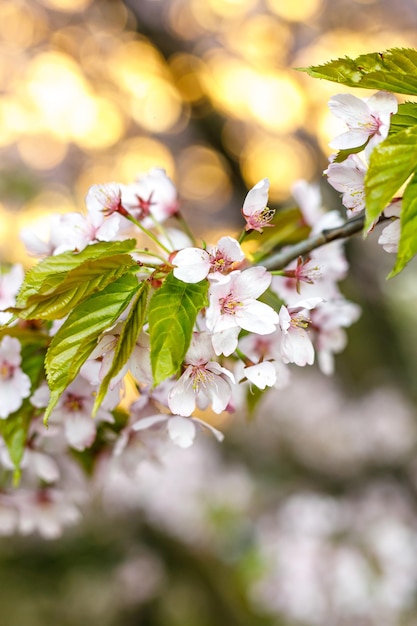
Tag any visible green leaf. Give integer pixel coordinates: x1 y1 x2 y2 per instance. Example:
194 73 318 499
389 102 417 135
10 253 138 320
299 48 417 95
44 273 141 423
16 239 137 305
389 175 417 277
92 280 149 415
364 125 417 230
148 272 209 386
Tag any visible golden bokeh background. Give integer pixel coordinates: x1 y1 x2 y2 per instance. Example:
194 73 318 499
0 0 416 263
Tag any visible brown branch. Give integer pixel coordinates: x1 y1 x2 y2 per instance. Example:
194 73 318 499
262 211 368 271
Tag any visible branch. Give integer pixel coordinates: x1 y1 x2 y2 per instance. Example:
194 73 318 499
262 212 367 271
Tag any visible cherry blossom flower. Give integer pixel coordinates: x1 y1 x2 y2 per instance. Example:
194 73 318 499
168 332 235 416
205 267 279 335
277 299 322 367
15 488 81 539
173 236 245 283
281 256 322 294
121 167 179 227
0 336 31 418
85 182 126 217
325 154 367 216
241 178 275 232
45 376 115 451
310 299 361 375
378 200 402 253
20 213 82 257
237 333 291 390
328 91 398 157
132 413 224 449
0 437 60 484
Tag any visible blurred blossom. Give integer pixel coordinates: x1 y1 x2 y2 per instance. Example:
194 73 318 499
251 484 417 625
99 439 254 551
241 372 417 476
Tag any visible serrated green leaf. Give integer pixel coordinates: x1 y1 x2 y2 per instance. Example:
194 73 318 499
10 253 138 320
44 273 141 423
389 102 417 135
148 272 209 386
92 280 149 415
299 47 417 95
364 125 417 230
389 175 417 277
16 239 137 305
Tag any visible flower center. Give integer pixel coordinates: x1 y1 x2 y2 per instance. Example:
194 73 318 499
191 366 215 392
219 292 242 315
209 250 232 273
0 362 13 380
291 314 310 330
63 393 85 413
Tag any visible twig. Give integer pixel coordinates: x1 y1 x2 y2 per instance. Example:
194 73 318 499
262 212 367 271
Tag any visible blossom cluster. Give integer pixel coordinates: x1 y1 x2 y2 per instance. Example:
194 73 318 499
0 173 354 534
324 90 401 250
1 83 402 537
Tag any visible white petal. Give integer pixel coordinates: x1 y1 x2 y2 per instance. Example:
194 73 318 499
244 362 277 389
173 248 210 283
167 416 196 448
132 414 168 431
242 179 269 217
216 236 245 262
328 93 371 125
64 414 97 451
211 327 240 357
192 417 224 442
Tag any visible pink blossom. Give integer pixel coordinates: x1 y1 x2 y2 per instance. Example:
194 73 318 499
20 213 84 257
328 91 397 157
241 178 275 232
85 182 125 216
325 154 367 216
47 376 115 451
310 299 361 375
237 333 291 390
168 332 235 416
22 206 122 256
206 267 279 335
0 438 60 484
121 168 179 227
0 336 31 418
173 236 245 283
16 488 81 539
277 299 322 367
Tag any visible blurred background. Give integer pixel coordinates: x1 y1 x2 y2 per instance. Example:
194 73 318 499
2 0 417 624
